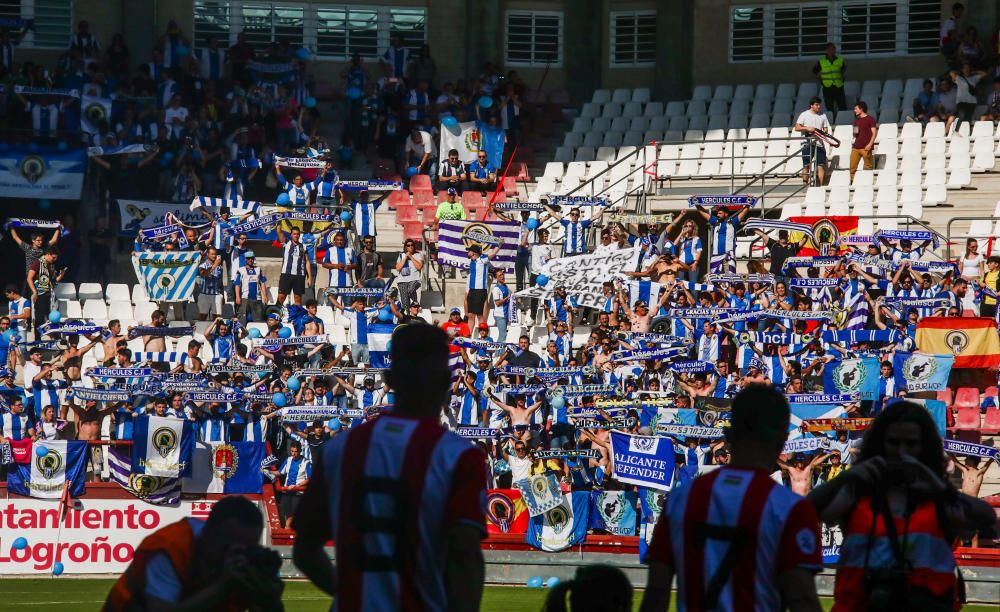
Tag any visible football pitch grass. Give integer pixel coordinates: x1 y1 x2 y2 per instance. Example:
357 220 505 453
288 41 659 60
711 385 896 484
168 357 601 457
0 579 995 610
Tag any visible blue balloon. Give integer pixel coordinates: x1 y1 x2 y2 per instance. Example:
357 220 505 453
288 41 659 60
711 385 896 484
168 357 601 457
176 44 190 57
35 445 49 458
52 561 64 576
340 211 352 222
276 193 291 206
406 166 419 177
527 576 543 588
271 392 287 407
479 96 494 108
278 326 293 339
48 310 62 323
441 115 458 128
286 376 301 391
295 47 312 61
247 328 262 339
327 419 342 431
346 86 361 100
386 340 392 352
536 274 549 287
551 395 565 410
304 96 317 108
162 151 174 161
526 217 540 231
547 576 561 588
57 141 68 151
377 308 392 322
11 537 27 550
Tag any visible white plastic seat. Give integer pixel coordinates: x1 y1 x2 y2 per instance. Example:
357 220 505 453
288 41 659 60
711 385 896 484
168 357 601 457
852 199 873 218
59 299 83 319
611 88 632 104
973 151 995 172
54 283 76 301
133 300 156 322
632 88 651 103
948 168 971 189
543 162 565 180
828 170 850 187
592 89 611 104
82 299 109 320
924 122 946 139
564 161 587 179
77 283 103 302
900 200 923 220
779 201 802 220
968 219 993 238
595 146 617 163
971 121 994 138
899 122 922 139
107 301 134 322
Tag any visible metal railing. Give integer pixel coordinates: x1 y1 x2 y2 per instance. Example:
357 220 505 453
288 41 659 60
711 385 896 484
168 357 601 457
946 216 1000 261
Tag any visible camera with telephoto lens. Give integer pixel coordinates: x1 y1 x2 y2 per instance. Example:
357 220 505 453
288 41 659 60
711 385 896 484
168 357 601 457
243 544 283 578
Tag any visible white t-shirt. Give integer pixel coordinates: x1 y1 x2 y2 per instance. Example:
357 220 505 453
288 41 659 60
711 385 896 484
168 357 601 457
962 253 983 278
23 362 42 398
530 243 553 273
395 251 423 282
508 454 532 483
795 110 830 133
404 130 437 159
954 73 983 105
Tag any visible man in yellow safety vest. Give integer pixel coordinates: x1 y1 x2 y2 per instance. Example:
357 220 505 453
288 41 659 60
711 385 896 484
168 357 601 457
812 43 846 114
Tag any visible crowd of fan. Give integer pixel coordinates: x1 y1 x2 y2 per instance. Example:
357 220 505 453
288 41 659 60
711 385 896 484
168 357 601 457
0 16 996 533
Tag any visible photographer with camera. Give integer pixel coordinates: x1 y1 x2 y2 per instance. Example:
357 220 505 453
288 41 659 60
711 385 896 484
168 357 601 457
808 400 998 611
106 495 284 612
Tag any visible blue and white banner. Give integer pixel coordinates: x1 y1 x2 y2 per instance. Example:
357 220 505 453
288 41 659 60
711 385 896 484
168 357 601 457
588 490 637 536
944 439 999 462
782 256 842 271
515 473 564 517
822 358 880 401
612 346 688 363
656 424 723 439
37 321 104 336
892 352 954 393
137 251 202 302
437 219 519 273
821 330 902 345
0 145 85 199
336 180 403 192
668 360 717 373
609 431 675 491
108 447 181 505
182 441 266 494
6 440 87 499
132 415 194 478
86 367 154 379
88 144 154 157
70 387 130 402
118 199 207 234
526 491 591 552
786 393 858 404
789 404 848 439
369 323 395 369
638 487 666 561
688 194 757 207
278 406 344 421
783 437 832 454
190 196 260 216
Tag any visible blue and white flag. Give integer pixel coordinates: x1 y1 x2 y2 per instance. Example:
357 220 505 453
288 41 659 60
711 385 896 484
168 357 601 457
944 439 999 462
6 440 87 499
132 415 194 478
892 352 954 393
526 491 590 552
822 357 880 401
0 145 85 199
182 441 266 494
588 490 637 536
515 473 564 517
117 199 207 234
368 323 395 369
437 219 519 273
609 431 675 491
108 447 181 505
789 404 847 439
638 486 667 561
889 398 947 437
81 95 112 135
137 251 202 302
189 196 260 216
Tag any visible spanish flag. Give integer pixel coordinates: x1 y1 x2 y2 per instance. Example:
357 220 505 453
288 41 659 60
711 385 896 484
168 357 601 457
485 488 529 534
916 317 1000 369
788 215 860 256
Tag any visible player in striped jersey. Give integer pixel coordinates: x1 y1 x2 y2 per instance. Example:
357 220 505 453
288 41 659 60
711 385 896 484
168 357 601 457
278 440 312 528
293 324 486 612
640 385 822 612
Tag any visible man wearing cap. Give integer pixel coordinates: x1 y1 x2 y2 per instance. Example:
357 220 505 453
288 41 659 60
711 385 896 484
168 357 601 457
234 250 268 324
430 187 467 233
436 148 467 194
441 307 471 354
391 299 426 324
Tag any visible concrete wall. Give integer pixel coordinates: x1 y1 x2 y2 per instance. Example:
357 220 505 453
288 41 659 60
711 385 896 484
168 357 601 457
9 0 988 102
